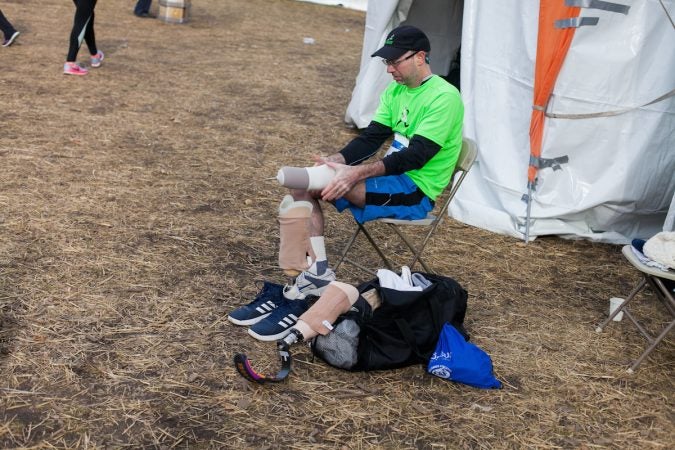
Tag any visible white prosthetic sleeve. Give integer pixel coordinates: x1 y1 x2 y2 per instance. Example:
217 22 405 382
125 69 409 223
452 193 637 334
277 164 336 190
292 281 359 340
278 195 315 276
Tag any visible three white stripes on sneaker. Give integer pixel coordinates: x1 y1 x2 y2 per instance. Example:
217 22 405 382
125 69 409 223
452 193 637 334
255 301 277 315
276 314 299 329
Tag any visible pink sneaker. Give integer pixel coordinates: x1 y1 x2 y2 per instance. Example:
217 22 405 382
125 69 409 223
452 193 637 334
63 62 88 76
90 51 104 68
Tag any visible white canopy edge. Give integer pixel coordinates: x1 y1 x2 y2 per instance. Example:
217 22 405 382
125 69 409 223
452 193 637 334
294 0 368 11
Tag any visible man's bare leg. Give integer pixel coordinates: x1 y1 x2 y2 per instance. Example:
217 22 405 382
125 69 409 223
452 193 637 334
291 189 328 275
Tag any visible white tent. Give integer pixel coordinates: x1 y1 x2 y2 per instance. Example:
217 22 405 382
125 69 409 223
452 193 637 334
344 0 675 243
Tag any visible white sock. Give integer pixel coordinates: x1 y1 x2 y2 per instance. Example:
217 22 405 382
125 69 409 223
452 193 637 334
307 236 328 275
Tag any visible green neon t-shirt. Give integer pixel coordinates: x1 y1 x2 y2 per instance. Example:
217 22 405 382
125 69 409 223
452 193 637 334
373 75 464 200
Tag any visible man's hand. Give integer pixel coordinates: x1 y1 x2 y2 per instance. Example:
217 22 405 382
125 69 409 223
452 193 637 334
320 162 359 202
320 160 386 203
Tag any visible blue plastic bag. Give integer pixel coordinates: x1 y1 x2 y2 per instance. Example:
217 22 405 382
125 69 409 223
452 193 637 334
427 323 502 389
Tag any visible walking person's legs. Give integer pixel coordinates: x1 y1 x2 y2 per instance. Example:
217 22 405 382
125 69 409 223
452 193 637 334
82 0 98 56
65 0 96 75
134 0 153 17
83 0 104 68
0 9 20 47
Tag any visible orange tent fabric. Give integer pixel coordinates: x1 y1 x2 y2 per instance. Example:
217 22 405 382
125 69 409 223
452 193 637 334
528 1 581 187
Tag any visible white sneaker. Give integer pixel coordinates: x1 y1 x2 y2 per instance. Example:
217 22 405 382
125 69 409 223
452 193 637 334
283 268 336 300
90 50 104 68
2 31 19 47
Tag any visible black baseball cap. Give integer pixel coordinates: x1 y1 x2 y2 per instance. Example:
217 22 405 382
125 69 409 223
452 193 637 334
371 25 431 61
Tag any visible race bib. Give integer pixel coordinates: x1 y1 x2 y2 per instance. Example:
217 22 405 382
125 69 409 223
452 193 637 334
384 133 409 157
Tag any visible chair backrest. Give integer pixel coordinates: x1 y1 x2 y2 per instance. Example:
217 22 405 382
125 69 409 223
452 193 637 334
435 137 478 217
455 138 478 176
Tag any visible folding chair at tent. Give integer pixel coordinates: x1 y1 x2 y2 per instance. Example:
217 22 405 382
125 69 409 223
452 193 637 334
596 245 675 373
334 137 478 276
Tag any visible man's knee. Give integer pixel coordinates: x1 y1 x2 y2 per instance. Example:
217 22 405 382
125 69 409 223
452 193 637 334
342 182 367 208
290 189 314 201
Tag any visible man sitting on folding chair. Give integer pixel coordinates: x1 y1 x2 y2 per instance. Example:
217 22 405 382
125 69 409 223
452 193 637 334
228 25 464 342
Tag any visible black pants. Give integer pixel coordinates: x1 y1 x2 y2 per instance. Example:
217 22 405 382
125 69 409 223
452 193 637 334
0 9 17 40
67 0 98 61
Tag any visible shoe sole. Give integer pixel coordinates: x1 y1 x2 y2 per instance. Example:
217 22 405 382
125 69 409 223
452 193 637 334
247 326 293 342
227 312 271 327
64 71 88 76
2 31 19 47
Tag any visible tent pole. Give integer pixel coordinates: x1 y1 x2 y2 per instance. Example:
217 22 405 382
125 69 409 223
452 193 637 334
525 185 533 243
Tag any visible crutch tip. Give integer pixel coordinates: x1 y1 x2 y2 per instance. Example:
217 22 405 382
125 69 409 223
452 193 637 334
595 326 603 333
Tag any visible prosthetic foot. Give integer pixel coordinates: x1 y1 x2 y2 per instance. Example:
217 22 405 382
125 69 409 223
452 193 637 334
277 164 336 190
233 281 359 384
278 195 315 277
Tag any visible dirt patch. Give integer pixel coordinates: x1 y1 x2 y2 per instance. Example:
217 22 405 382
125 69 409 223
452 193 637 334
0 0 673 448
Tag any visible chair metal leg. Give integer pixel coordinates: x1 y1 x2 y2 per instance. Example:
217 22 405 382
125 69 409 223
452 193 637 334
595 278 646 333
627 319 675 374
649 276 675 316
386 223 432 273
339 257 378 276
335 222 394 276
405 216 446 273
621 308 654 344
358 223 394 270
334 226 361 272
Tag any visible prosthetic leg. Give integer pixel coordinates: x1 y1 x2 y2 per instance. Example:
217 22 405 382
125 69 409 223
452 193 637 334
234 281 359 383
286 281 359 342
277 194 315 277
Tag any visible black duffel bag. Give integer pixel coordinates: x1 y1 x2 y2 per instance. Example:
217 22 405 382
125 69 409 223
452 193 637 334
311 272 468 371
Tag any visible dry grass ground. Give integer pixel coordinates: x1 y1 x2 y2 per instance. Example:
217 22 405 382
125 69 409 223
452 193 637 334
0 0 673 448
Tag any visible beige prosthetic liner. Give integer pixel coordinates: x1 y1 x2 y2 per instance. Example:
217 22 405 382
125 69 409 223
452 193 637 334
276 164 336 190
278 195 315 277
293 281 360 340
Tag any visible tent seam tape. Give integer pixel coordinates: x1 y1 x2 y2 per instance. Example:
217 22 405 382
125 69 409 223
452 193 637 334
545 88 675 119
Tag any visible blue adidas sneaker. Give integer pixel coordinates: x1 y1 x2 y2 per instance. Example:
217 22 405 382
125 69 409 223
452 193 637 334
248 298 312 341
228 281 284 326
